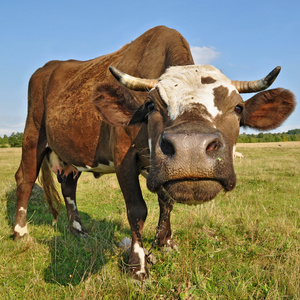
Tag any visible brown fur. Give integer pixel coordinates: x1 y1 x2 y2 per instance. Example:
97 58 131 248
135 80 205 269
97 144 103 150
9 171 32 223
242 88 295 130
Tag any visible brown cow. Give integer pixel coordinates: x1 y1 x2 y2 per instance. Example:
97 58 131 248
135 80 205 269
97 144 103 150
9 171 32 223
14 26 295 280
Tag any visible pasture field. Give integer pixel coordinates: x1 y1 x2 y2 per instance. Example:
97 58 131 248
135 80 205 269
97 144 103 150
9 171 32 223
0 142 299 299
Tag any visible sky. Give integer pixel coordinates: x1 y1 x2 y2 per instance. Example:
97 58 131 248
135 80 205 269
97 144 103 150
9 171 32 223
0 0 299 137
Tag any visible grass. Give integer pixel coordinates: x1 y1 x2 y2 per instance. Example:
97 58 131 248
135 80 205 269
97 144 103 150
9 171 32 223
0 143 299 299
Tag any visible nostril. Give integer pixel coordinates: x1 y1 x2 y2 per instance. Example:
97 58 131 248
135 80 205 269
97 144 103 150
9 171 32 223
160 134 175 157
206 140 220 153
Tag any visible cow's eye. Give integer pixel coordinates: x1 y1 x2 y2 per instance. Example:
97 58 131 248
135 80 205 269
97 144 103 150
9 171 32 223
234 105 243 115
146 102 155 114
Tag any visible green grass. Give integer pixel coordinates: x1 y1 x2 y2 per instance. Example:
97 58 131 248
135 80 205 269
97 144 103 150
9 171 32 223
0 143 299 299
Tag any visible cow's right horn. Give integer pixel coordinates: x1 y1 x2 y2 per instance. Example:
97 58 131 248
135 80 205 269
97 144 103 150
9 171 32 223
109 66 158 91
231 66 281 93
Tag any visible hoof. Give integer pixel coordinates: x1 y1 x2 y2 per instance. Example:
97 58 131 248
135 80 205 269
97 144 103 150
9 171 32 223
156 237 178 251
118 237 151 281
69 220 89 237
129 262 149 281
164 239 179 252
13 231 28 241
163 244 179 253
118 237 157 264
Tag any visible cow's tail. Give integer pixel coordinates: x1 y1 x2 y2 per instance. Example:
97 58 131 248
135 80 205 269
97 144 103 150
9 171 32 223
39 157 61 221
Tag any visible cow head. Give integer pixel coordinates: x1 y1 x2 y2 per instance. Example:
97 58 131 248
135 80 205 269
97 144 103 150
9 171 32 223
93 65 295 204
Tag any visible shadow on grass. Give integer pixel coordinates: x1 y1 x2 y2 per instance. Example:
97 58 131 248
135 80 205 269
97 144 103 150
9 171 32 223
5 184 131 286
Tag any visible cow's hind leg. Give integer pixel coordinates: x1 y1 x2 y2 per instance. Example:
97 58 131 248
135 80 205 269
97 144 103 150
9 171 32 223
14 166 35 239
60 172 88 236
154 190 178 250
14 136 47 240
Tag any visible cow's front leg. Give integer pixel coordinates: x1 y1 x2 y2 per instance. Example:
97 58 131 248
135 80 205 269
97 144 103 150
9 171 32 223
116 167 148 280
154 189 177 250
61 172 88 236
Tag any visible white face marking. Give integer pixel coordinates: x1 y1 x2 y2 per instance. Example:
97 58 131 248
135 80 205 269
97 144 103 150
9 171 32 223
14 224 28 236
157 65 238 120
133 242 146 275
19 207 27 213
75 161 115 173
66 197 77 211
72 220 82 231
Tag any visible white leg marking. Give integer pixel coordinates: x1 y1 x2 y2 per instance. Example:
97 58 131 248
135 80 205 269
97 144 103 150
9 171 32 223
19 207 27 213
66 197 77 211
133 242 146 275
14 224 28 236
72 220 82 231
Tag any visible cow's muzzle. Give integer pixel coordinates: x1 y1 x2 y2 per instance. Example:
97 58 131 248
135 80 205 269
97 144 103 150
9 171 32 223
147 131 236 204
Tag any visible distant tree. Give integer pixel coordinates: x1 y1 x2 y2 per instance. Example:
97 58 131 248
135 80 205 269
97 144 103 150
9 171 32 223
287 129 300 135
257 133 264 139
8 132 23 147
0 134 9 148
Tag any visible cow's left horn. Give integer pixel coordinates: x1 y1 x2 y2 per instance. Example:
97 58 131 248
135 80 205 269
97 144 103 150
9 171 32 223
109 66 158 91
231 66 281 93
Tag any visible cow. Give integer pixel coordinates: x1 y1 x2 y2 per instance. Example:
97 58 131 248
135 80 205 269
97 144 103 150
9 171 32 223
234 151 245 159
14 26 295 280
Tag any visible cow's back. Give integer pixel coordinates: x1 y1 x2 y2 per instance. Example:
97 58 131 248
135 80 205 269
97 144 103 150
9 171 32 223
28 26 194 166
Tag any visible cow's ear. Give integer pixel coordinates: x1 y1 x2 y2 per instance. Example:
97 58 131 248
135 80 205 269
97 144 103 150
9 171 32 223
93 83 140 127
241 88 295 130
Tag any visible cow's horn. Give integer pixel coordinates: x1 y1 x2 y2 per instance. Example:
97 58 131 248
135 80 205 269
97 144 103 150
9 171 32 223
109 66 158 91
231 66 281 93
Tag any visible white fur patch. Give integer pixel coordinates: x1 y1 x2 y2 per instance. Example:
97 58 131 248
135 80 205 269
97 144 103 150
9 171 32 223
75 161 115 173
133 242 146 275
72 220 82 231
19 207 27 213
148 138 152 153
157 65 238 120
14 224 28 236
66 197 77 211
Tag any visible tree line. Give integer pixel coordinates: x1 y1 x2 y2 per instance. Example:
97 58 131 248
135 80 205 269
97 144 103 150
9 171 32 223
0 132 23 148
237 129 300 143
0 129 300 148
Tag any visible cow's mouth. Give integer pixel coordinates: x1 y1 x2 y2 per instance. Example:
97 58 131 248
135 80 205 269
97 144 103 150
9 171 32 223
161 178 233 205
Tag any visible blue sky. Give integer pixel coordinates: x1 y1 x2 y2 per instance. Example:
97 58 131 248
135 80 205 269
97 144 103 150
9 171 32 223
0 0 299 136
